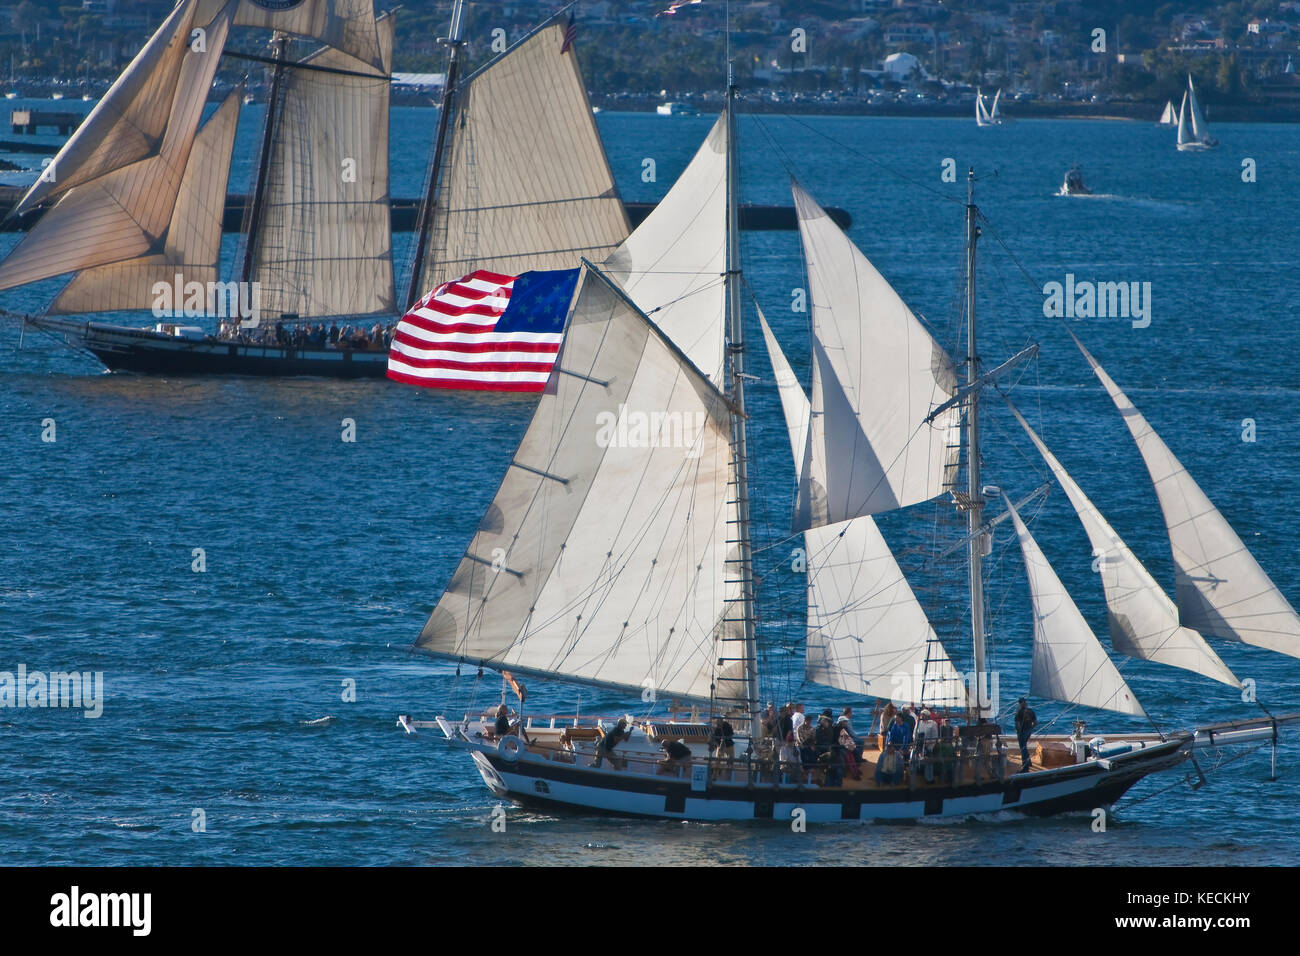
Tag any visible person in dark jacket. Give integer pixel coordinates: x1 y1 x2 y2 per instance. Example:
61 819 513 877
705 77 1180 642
659 738 692 774
1015 697 1038 772
591 718 632 769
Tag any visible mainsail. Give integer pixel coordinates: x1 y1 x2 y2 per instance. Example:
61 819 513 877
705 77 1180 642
417 265 747 705
1074 334 1300 659
761 311 966 705
1176 90 1189 147
791 181 960 530
246 11 396 318
49 89 242 314
414 21 630 294
1003 495 1146 717
1008 401 1238 686
602 114 727 385
0 1 233 292
1187 75 1210 142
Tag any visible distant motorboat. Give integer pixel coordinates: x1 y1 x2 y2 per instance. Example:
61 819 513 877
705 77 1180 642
656 102 697 116
50 92 63 100
1058 165 1091 196
4 92 16 100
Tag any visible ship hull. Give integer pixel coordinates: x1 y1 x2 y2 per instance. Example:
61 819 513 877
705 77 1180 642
457 734 1191 823
33 319 389 378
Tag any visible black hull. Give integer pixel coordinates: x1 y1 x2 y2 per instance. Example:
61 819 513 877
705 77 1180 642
34 319 390 379
88 343 389 379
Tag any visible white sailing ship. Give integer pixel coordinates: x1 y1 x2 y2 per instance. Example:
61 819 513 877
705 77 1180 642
1157 99 1177 126
1176 74 1218 151
400 80 1298 822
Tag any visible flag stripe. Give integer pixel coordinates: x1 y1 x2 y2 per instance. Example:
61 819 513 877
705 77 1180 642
388 268 575 391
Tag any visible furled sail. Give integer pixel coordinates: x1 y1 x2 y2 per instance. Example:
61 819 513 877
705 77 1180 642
1003 495 1145 717
1008 402 1238 686
0 4 233 292
49 89 242 314
791 181 960 531
415 21 630 294
417 265 746 705
1074 334 1300 659
602 114 726 385
760 311 966 706
247 11 395 318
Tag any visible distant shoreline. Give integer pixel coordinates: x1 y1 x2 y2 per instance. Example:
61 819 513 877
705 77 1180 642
589 95 1300 124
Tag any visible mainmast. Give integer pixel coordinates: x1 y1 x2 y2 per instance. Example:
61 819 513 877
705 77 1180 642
723 66 759 732
964 169 988 720
405 0 466 309
241 32 289 287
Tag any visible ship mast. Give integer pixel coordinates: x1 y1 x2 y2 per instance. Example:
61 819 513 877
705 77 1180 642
405 0 466 309
241 33 289 287
724 65 759 733
964 168 987 721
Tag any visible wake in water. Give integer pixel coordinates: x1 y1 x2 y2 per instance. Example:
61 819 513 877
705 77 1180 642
300 716 335 727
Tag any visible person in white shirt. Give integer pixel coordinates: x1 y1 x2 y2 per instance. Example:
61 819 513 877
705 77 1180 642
914 709 940 754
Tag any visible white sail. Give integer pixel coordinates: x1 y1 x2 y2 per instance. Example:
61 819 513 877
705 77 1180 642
791 181 960 530
1003 496 1146 717
1159 100 1176 125
49 90 242 314
417 21 630 294
1187 75 1209 141
990 88 1002 121
975 88 989 126
248 12 395 318
9 0 207 218
1074 335 1300 659
761 312 966 705
0 4 232 292
1008 403 1238 686
417 265 746 705
1176 91 1189 147
602 114 726 385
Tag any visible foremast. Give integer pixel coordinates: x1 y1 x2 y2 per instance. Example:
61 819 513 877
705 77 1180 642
723 66 760 734
240 32 288 287
405 0 466 310
964 169 988 721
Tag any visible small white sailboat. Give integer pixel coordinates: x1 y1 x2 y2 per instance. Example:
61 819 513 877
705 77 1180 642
975 87 1003 126
1157 99 1177 126
1176 75 1218 150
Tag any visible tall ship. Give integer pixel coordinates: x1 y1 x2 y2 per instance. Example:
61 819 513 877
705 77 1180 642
0 0 631 378
397 77 1299 822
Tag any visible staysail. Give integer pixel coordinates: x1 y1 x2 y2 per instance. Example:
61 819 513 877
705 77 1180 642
246 11 396 318
602 114 727 385
791 181 960 530
761 311 966 705
48 89 242 314
1074 334 1300 659
0 2 233 291
414 21 630 295
417 264 746 706
1008 402 1238 686
1003 495 1146 717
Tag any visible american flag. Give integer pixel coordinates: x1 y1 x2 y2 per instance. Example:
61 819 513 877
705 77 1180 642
387 268 580 392
560 13 577 53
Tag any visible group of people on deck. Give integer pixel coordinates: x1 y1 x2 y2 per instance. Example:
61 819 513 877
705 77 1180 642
216 320 396 351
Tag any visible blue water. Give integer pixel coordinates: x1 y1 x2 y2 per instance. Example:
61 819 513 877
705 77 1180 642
2 110 1299 865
